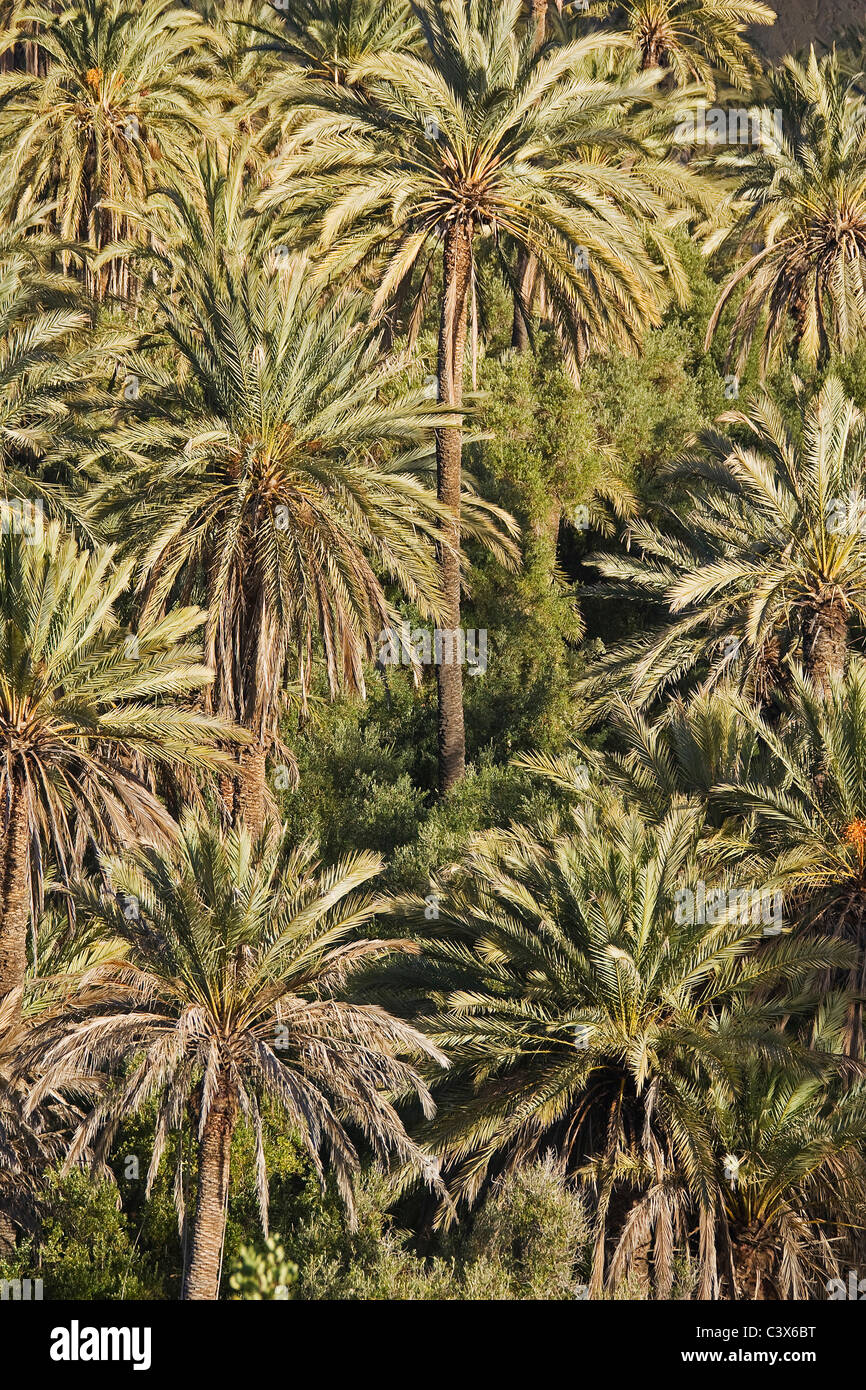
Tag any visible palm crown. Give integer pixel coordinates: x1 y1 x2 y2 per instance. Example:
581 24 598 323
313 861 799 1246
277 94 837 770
29 812 447 1299
707 50 866 370
587 1 776 96
397 795 844 1294
708 1060 866 1298
0 519 240 1003
590 376 866 707
271 0 711 368
254 0 419 90
0 0 226 298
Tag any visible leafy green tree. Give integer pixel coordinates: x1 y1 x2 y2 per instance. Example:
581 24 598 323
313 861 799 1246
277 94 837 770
0 1168 159 1299
183 2 286 99
295 1157 591 1299
228 1235 297 1299
474 331 632 567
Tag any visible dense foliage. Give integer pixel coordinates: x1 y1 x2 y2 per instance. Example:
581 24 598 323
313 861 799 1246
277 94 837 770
1 0 865 1303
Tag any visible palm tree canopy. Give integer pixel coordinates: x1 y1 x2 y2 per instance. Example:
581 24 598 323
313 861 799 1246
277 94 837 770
394 794 847 1290
29 812 448 1227
264 0 716 372
95 151 520 737
0 0 227 282
516 684 765 822
587 1 775 96
715 658 866 1052
706 49 866 370
589 376 866 707
0 207 131 526
0 519 241 905
250 0 420 89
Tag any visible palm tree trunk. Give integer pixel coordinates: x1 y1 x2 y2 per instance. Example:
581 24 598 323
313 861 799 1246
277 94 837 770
731 1232 777 1300
640 25 668 71
183 1078 237 1301
0 784 30 1004
0 1209 16 1257
511 256 531 351
436 219 473 795
233 744 267 838
804 597 847 697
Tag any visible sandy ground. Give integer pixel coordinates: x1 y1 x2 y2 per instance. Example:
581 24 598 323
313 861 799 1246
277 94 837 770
752 2 863 57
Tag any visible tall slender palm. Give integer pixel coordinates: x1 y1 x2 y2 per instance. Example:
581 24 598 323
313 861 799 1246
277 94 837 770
589 376 866 708
0 0 226 299
587 1 775 95
0 520 241 1005
29 813 447 1300
97 152 502 832
268 0 714 791
706 50 866 371
397 796 845 1295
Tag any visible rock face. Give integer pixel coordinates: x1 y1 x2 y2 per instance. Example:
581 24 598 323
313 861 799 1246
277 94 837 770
753 2 862 58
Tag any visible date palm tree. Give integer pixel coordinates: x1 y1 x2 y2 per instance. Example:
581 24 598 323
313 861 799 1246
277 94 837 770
28 812 447 1300
604 1051 866 1299
716 659 866 1057
0 206 132 530
587 1 775 96
99 152 513 832
0 0 226 299
516 684 765 823
0 990 103 1250
589 376 866 708
708 1060 866 1298
268 0 713 791
706 50 866 372
183 3 286 100
252 0 419 88
397 795 846 1295
0 519 241 1006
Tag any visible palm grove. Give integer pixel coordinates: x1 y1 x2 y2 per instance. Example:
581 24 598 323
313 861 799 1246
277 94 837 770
1 0 866 1303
